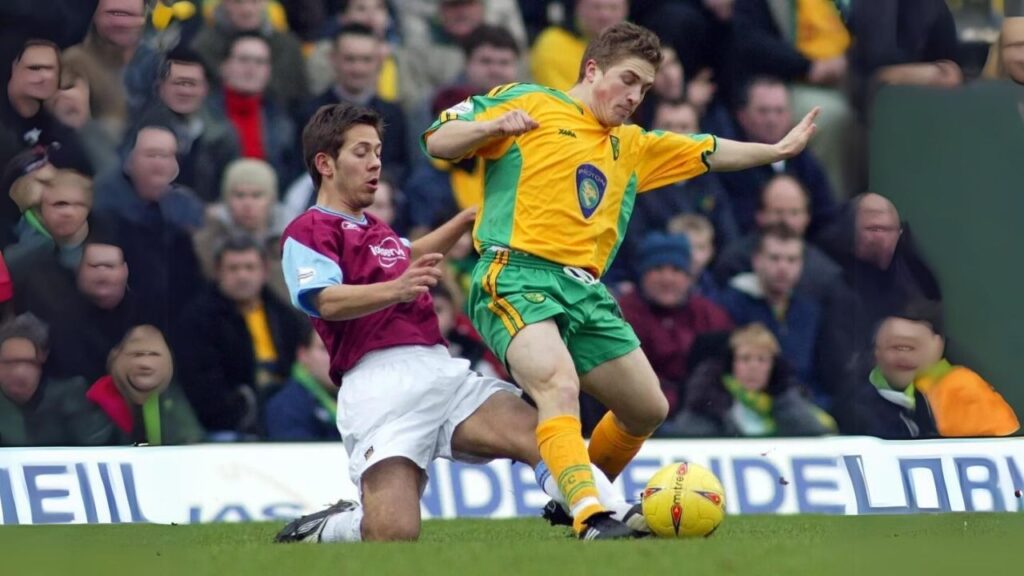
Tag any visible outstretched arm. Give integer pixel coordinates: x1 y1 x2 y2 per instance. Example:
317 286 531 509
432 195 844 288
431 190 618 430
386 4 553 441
706 108 819 172
424 110 539 160
411 207 477 260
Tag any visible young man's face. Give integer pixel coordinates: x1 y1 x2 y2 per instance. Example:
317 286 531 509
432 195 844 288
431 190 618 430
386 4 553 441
332 34 381 95
160 62 208 116
324 123 382 208
875 318 943 391
752 236 803 298
221 38 271 95
737 84 791 144
588 57 655 127
10 45 60 103
40 180 91 242
465 45 519 93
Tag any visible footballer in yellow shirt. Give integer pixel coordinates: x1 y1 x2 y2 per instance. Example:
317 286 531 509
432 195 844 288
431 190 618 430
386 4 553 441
423 21 818 538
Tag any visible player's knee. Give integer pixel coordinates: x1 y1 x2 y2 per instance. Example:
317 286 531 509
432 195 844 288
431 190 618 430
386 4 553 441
362 515 420 542
621 394 670 436
521 368 580 414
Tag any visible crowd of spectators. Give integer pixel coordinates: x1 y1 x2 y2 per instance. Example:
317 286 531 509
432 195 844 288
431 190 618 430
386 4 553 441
0 0 1018 446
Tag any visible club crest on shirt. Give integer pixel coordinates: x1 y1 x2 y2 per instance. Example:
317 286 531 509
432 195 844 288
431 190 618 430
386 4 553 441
575 163 607 219
370 236 408 268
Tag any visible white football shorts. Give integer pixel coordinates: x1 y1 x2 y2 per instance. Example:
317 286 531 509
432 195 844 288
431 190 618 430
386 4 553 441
337 344 520 487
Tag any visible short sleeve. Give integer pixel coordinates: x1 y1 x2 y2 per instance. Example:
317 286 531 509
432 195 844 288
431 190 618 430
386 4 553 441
420 83 535 161
281 236 344 318
634 130 718 193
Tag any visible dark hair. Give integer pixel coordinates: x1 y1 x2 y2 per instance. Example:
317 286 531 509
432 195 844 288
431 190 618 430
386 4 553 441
577 22 661 83
302 103 383 189
0 313 49 356
461 24 520 59
332 22 378 47
214 234 268 267
224 31 271 61
756 173 810 212
893 299 945 338
125 120 178 151
755 222 803 254
160 45 209 82
736 75 788 111
15 38 59 63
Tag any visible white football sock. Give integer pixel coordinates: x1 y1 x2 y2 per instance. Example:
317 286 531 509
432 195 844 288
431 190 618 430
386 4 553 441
534 462 631 519
319 506 363 543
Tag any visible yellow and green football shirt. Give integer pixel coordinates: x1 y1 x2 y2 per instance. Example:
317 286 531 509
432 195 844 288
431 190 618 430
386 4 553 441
422 83 717 278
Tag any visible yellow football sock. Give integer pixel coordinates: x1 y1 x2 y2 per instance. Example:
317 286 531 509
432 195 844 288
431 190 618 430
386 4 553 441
588 411 649 481
537 415 604 533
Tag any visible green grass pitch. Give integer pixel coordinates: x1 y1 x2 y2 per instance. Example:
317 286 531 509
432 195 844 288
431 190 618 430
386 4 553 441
3 514 1022 576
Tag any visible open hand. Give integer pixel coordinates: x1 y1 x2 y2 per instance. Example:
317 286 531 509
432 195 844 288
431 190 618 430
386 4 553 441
774 107 819 160
392 253 443 302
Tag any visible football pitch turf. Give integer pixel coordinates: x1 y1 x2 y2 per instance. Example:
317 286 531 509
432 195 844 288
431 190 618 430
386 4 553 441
3 514 1022 576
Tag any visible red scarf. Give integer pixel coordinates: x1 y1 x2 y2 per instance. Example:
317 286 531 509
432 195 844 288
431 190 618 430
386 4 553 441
224 87 266 159
86 375 134 434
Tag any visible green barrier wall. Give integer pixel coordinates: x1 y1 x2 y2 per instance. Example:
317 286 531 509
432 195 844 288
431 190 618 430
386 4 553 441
871 80 1024 418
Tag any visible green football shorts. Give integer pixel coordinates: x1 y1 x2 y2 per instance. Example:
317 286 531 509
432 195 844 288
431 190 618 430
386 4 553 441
468 248 640 375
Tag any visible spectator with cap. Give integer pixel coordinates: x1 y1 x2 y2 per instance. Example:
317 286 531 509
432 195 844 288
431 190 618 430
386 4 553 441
1 39 91 244
5 169 94 275
617 232 733 418
193 158 290 304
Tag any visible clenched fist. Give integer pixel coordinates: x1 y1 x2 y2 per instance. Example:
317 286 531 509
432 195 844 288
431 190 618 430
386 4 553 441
487 110 539 138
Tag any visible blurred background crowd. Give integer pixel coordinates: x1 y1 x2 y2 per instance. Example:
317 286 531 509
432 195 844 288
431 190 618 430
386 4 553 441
0 0 1019 447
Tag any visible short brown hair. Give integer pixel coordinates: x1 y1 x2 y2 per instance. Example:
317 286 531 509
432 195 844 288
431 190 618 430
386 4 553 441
755 222 803 254
302 103 383 189
577 22 661 83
